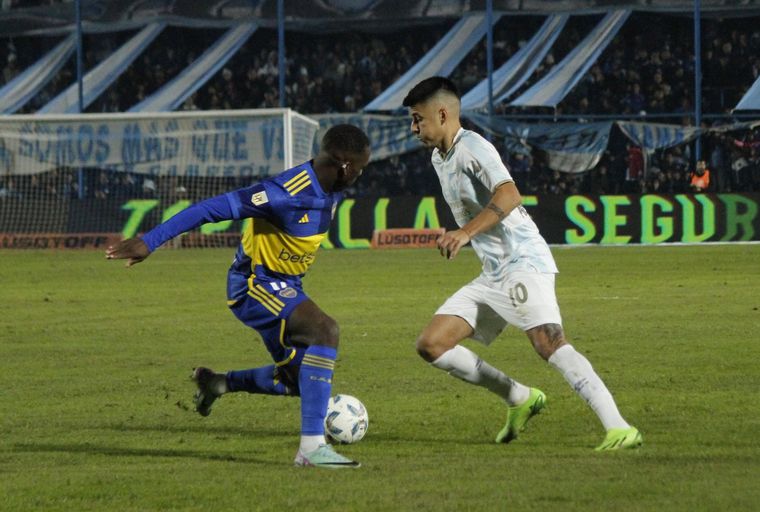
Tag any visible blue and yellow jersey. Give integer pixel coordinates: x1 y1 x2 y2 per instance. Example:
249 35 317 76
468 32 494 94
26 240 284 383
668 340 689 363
140 161 340 302
225 162 340 300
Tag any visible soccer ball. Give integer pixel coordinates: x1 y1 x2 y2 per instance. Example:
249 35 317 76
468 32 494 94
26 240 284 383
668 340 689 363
324 394 368 444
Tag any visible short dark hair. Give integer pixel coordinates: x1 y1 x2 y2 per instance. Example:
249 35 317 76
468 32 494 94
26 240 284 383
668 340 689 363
321 124 370 154
402 76 460 107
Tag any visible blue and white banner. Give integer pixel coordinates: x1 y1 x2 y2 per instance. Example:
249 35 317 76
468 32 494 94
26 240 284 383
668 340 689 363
312 114 422 162
468 114 613 172
616 121 701 151
509 10 630 108
129 23 257 112
0 1 756 38
0 110 301 177
461 14 569 110
39 23 166 114
734 74 760 111
363 12 500 112
0 35 76 114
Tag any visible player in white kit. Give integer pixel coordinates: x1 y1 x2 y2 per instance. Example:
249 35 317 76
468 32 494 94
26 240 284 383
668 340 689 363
403 77 641 451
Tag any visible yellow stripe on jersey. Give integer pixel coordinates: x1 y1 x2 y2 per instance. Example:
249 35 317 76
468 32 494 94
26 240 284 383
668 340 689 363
283 170 312 196
285 173 309 191
283 169 308 189
242 218 325 276
288 177 312 196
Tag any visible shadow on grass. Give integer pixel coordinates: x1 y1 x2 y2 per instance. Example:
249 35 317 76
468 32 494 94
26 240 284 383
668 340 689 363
103 423 296 438
103 424 497 447
11 442 270 465
103 423 498 447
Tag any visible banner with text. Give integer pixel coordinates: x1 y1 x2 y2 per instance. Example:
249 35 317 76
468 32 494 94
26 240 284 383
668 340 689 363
2 193 758 248
0 111 292 177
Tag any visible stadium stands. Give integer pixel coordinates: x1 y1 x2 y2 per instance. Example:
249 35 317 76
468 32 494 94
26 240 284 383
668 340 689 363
1 8 760 198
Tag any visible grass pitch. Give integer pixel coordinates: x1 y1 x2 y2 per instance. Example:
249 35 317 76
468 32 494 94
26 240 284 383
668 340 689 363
1 244 759 511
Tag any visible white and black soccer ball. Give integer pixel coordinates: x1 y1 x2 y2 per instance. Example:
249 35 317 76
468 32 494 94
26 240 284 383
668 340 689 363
324 394 368 444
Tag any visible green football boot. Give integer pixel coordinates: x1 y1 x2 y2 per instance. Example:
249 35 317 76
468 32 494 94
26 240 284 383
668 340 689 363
495 387 546 444
595 426 643 451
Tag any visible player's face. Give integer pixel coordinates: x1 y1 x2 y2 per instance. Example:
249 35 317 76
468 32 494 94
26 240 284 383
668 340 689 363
334 146 371 190
409 102 444 149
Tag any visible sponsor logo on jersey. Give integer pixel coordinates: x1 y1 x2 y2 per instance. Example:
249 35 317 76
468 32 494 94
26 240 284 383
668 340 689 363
298 213 310 224
251 191 269 205
277 248 316 264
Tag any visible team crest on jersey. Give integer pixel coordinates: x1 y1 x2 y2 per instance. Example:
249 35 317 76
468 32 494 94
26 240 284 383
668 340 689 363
251 191 269 205
278 287 297 299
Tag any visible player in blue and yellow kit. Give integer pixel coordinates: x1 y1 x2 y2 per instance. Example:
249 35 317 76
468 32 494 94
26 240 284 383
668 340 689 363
106 124 371 468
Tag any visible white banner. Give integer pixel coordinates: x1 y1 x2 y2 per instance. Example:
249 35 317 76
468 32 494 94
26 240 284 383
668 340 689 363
0 110 312 177
312 114 422 162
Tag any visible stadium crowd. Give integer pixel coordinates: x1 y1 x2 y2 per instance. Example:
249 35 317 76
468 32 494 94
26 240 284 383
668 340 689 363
1 12 760 200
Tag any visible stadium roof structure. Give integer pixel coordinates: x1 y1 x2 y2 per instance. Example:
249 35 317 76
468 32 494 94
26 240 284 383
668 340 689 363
1 0 760 36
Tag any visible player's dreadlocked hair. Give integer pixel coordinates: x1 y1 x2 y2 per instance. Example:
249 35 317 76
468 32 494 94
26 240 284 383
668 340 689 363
402 76 460 107
321 124 370 155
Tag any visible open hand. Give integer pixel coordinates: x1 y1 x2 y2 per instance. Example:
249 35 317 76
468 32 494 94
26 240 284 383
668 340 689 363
105 238 150 267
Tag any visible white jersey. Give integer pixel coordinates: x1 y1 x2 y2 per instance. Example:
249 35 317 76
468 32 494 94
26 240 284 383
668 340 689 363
432 128 558 281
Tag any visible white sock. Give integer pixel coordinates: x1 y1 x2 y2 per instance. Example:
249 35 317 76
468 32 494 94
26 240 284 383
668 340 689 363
432 345 530 406
299 435 326 454
548 344 629 430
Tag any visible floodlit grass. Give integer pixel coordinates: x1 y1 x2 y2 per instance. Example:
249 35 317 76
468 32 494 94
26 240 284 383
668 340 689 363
1 244 759 511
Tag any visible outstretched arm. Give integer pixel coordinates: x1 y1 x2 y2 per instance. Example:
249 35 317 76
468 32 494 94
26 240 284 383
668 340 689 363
436 181 522 260
105 192 240 267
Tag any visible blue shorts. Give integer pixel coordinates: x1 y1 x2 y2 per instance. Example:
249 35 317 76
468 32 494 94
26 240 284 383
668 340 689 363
228 277 310 368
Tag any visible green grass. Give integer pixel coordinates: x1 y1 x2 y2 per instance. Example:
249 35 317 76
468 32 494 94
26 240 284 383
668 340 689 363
1 244 759 511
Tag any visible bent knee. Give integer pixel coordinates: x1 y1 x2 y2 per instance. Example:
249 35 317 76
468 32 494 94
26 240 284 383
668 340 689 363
526 323 566 360
415 333 446 362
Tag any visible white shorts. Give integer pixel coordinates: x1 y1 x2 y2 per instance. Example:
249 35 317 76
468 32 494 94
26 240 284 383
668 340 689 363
435 271 562 345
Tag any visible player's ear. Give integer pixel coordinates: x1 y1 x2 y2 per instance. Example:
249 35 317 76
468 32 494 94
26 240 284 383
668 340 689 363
439 107 447 124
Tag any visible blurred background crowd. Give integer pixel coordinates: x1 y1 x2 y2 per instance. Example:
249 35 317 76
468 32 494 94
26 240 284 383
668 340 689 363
1 8 760 200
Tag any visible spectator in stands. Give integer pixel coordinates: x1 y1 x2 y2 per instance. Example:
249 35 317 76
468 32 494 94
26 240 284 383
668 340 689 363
507 151 532 190
588 163 611 194
141 178 157 198
624 83 646 113
2 52 18 84
94 171 111 200
689 160 711 192
707 134 729 191
113 173 137 198
625 144 644 192
62 169 82 199
5 14 760 197
0 176 19 198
